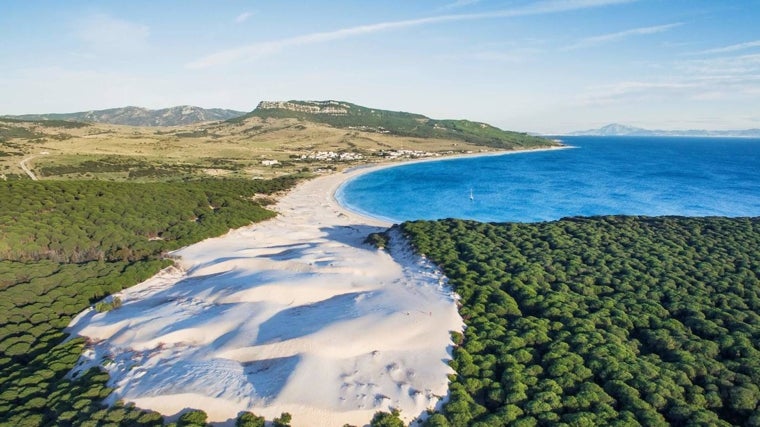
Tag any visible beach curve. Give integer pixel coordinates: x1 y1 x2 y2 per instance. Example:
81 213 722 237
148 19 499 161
334 145 572 224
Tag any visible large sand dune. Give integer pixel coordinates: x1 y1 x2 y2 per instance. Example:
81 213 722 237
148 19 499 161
67 168 463 426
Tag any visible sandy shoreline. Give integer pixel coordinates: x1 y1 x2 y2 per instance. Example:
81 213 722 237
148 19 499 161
66 145 563 426
333 144 572 224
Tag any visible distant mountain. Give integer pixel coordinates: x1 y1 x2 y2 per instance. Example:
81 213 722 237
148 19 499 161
568 123 760 138
235 100 553 149
5 106 247 127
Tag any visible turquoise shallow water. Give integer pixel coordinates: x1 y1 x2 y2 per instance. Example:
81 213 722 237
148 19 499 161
335 136 760 223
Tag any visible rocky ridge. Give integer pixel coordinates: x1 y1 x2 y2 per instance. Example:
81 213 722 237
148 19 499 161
241 100 554 150
256 100 350 115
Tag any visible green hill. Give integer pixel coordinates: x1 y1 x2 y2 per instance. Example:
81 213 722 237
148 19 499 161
236 100 553 149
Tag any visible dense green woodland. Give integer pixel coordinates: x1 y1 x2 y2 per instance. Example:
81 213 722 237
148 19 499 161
399 217 760 427
0 178 298 263
0 177 299 426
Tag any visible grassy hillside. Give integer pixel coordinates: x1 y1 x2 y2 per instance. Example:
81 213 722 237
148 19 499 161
1 117 90 130
2 102 555 182
239 100 552 150
1 117 88 144
401 217 760 427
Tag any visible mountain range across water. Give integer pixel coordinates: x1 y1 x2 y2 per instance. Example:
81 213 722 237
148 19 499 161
567 123 760 138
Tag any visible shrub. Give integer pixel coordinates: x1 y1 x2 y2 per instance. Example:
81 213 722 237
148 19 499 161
236 411 265 427
178 409 208 426
371 409 404 427
273 412 292 427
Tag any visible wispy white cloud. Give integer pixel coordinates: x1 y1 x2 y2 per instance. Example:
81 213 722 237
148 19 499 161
578 52 760 106
235 12 253 24
677 53 760 78
578 80 697 105
187 0 638 69
441 0 481 10
565 22 682 50
76 13 149 53
468 50 535 62
691 40 760 55
438 48 542 63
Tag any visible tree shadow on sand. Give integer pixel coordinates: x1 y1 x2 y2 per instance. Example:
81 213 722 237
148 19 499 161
254 292 368 345
318 224 388 249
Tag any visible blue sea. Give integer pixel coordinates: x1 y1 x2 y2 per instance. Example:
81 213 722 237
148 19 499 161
335 136 760 223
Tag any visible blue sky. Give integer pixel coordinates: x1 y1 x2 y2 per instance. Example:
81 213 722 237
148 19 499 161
1 0 758 133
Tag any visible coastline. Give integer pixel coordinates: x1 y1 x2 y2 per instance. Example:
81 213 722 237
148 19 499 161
332 144 573 224
65 144 564 426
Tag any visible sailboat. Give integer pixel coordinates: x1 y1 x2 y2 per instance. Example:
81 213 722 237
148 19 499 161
469 188 474 201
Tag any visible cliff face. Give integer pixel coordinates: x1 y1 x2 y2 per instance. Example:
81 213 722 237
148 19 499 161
244 100 555 150
256 101 349 115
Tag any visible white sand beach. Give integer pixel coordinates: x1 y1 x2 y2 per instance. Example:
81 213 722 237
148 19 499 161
67 165 464 426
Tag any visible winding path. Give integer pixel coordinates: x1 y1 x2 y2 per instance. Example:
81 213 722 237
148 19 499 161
19 152 47 180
